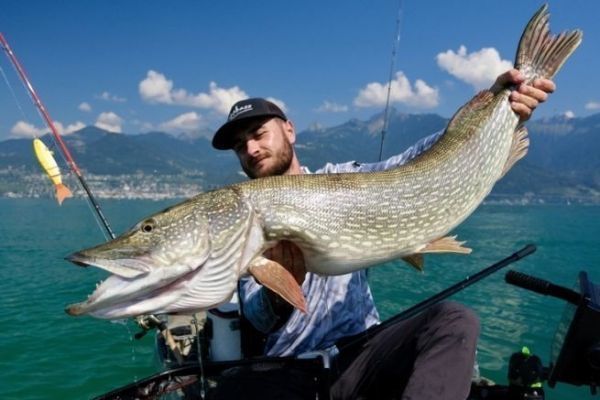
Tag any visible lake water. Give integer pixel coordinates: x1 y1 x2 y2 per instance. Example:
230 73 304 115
0 198 598 399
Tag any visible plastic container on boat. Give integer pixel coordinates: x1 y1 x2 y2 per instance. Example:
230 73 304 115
207 293 242 361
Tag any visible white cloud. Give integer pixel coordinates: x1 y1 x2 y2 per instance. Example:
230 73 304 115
10 121 46 138
95 112 123 133
564 110 575 119
436 45 513 90
265 97 288 114
78 102 92 112
585 101 600 111
10 120 85 138
54 121 86 135
159 112 202 134
139 71 174 104
96 91 126 103
139 70 250 115
316 101 348 113
354 71 439 108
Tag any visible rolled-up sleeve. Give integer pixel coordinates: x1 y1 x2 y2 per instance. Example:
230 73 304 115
239 277 279 333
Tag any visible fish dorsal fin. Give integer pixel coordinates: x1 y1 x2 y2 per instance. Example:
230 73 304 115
445 90 496 139
402 254 424 271
499 125 529 179
248 256 307 313
420 235 472 254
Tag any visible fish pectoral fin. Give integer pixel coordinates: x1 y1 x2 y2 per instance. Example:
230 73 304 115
249 256 307 313
500 125 529 179
420 235 472 254
402 254 424 272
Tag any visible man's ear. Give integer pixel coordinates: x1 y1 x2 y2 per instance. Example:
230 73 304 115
284 120 296 144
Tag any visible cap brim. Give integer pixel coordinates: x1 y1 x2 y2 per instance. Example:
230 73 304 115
212 114 283 150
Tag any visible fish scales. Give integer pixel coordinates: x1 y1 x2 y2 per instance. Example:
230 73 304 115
65 5 582 319
236 95 517 274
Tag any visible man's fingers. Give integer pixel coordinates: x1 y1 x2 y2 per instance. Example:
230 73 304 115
518 83 549 103
281 241 306 284
288 241 303 261
501 69 524 86
510 101 532 121
264 241 306 284
511 90 539 110
533 78 556 94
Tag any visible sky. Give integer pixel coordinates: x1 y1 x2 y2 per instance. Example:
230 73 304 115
0 0 598 141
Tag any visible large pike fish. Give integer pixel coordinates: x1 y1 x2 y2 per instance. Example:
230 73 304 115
66 5 581 319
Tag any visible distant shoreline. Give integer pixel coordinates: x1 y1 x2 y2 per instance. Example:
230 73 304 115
2 192 599 205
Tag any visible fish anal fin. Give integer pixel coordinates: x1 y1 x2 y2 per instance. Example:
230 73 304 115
421 235 472 254
55 183 73 206
249 256 307 313
402 254 424 272
500 125 529 179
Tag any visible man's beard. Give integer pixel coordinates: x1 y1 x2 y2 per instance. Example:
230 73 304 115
243 140 294 179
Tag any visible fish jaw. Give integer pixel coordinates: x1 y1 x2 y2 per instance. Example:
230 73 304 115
65 264 197 319
65 234 212 318
66 251 153 278
65 255 243 319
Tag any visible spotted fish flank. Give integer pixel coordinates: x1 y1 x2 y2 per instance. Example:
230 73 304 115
65 5 582 319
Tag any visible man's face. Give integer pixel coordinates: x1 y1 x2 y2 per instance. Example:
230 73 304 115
232 117 295 179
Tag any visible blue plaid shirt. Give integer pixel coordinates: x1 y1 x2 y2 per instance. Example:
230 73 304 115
239 131 443 356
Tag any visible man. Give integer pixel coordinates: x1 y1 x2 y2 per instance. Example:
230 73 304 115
211 70 555 399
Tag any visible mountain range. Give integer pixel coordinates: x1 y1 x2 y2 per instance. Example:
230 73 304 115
1 110 598 203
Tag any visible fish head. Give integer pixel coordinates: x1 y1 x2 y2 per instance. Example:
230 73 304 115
65 195 221 319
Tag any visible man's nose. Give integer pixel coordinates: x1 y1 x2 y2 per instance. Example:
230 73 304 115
246 139 260 155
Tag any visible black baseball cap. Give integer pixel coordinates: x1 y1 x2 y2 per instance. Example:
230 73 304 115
212 98 287 150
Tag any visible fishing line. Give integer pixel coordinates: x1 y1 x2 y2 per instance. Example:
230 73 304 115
1 41 69 154
378 0 404 162
0 62 30 123
0 59 70 167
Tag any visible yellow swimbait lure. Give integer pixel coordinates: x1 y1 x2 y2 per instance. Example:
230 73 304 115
33 138 72 205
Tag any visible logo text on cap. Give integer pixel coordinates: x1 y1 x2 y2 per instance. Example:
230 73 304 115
229 104 253 121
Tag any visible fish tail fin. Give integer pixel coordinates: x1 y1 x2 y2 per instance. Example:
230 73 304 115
515 4 582 82
55 183 72 205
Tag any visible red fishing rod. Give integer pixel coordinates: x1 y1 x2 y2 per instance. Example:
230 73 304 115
1 32 168 345
0 32 115 239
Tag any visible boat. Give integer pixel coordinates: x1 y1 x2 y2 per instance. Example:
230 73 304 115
92 248 600 399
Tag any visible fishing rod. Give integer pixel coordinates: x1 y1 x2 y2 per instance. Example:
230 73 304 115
0 33 182 356
378 0 403 162
0 32 115 239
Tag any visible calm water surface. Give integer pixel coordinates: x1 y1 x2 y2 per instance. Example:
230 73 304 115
0 199 598 399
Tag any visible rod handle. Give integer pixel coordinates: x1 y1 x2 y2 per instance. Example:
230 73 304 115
505 270 581 305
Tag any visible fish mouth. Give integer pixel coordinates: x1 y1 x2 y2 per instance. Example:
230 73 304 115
64 251 199 318
65 265 201 319
66 252 90 268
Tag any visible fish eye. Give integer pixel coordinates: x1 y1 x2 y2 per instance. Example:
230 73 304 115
141 219 156 233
